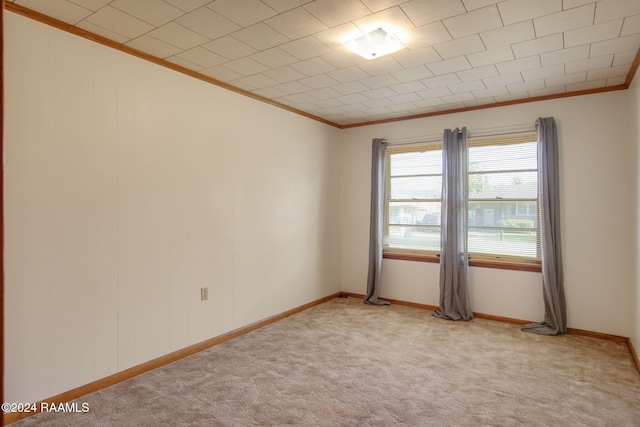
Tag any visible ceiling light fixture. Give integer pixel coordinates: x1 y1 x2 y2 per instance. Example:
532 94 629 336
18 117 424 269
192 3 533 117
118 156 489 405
344 27 405 60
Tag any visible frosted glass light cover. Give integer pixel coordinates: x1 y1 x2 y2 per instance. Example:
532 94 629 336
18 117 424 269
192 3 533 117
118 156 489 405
345 27 405 60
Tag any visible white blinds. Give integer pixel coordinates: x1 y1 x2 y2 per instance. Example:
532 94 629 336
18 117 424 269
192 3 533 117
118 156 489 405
384 143 443 253
467 133 540 261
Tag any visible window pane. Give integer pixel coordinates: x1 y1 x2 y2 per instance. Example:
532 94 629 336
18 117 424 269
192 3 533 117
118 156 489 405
389 202 441 225
390 176 442 200
469 171 537 199
469 142 536 172
390 150 442 176
468 201 537 229
468 228 538 258
385 225 440 252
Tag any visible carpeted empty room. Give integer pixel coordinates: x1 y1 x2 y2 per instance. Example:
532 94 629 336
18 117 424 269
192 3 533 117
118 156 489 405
10 297 640 426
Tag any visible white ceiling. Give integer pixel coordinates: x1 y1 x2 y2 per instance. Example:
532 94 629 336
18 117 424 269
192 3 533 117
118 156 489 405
7 0 640 127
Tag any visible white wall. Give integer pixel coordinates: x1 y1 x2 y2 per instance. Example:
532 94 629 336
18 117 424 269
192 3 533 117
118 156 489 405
632 77 640 354
4 12 341 403
340 90 635 336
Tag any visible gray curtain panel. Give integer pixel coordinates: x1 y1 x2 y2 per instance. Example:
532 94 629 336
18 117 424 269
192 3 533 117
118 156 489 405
433 128 473 321
365 138 390 306
522 117 567 335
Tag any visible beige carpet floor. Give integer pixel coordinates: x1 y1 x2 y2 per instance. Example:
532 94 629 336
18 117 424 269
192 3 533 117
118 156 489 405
11 297 640 426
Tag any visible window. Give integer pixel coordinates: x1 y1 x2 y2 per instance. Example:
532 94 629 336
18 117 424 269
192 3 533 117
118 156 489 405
467 133 540 262
383 133 540 266
384 143 443 254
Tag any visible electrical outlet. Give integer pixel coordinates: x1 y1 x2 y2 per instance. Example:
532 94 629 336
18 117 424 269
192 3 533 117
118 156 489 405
200 287 208 301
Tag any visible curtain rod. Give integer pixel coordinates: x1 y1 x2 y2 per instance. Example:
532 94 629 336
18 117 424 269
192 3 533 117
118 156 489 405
385 123 536 146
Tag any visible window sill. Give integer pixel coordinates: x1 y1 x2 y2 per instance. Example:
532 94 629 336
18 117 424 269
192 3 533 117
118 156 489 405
383 251 542 273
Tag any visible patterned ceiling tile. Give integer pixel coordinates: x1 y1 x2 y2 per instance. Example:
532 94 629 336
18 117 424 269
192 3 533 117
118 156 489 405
566 54 614 74
83 5 154 39
393 46 442 68
388 92 422 103
400 0 466 27
456 65 499 82
563 0 594 8
176 46 227 68
201 36 257 60
466 46 515 68
68 0 111 11
207 0 277 27
362 87 397 99
521 64 566 81
479 20 535 49
322 49 369 68
595 0 640 24
433 34 486 59
358 56 404 76
472 85 509 98
327 66 370 83
110 0 183 27
621 15 640 36
482 72 523 88
497 0 562 26
353 5 414 33
313 22 361 50
250 47 299 68
279 36 333 60
175 7 240 40
360 73 400 89
265 7 328 39
274 81 314 94
333 82 371 95
590 34 640 57
496 56 542 76
511 33 564 59
223 57 270 76
299 73 340 89
263 65 308 83
231 23 291 51
613 50 639 66
126 34 183 58
308 87 343 99
533 4 596 38
588 63 632 80
235 74 281 89
304 0 372 27
541 44 590 66
147 21 210 50
389 80 427 94
401 21 451 49
421 73 463 89
461 0 500 11
162 0 211 12
262 0 314 13
15 0 91 24
291 57 337 76
564 19 623 48
442 5 502 39
448 80 486 94
546 71 587 86
427 56 472 76
391 65 434 83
